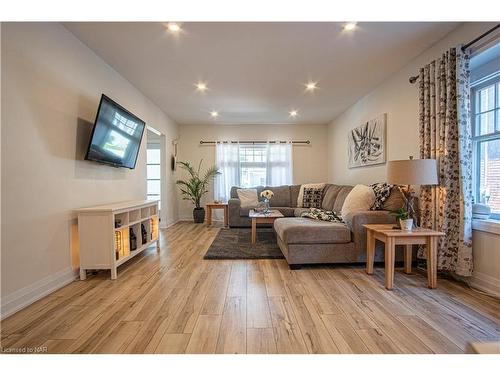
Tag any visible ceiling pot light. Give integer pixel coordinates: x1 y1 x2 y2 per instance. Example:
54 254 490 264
289 110 298 118
167 23 181 33
195 82 208 92
305 82 318 91
343 22 357 31
210 111 219 118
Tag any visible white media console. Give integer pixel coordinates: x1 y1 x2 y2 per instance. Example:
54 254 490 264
76 200 160 280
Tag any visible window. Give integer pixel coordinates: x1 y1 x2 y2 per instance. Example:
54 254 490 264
214 142 293 202
146 148 161 210
239 145 267 187
472 74 500 219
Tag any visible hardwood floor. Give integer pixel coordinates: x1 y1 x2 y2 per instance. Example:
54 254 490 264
1 222 499 354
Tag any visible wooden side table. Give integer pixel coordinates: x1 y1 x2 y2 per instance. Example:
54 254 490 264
363 224 445 290
206 203 228 227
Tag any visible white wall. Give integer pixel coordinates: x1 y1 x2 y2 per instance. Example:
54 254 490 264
471 229 500 297
326 22 500 293
176 124 328 219
327 22 498 184
1 23 179 317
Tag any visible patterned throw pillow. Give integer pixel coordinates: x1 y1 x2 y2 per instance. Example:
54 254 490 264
302 187 323 208
370 183 394 210
301 208 344 223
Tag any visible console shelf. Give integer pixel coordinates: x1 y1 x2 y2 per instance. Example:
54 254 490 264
76 200 160 280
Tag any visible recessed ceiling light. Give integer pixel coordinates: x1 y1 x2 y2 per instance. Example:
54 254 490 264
343 22 357 31
167 22 181 33
289 110 298 118
305 82 318 91
210 111 219 118
195 82 208 92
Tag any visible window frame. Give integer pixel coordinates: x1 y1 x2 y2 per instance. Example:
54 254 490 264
238 144 268 188
471 73 500 220
146 147 161 209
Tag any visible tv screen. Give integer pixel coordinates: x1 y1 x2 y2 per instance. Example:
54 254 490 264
85 94 146 169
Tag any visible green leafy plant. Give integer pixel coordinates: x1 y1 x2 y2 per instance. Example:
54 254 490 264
390 207 410 221
176 160 220 208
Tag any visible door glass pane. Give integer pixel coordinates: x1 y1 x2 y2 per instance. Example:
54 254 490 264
478 138 500 214
147 180 161 195
147 165 161 179
147 149 161 164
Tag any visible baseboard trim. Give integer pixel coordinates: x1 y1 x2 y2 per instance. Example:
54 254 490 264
161 219 180 229
470 271 500 298
1 267 78 320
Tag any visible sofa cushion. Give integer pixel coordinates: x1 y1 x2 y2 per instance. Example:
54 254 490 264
322 184 343 211
301 187 323 208
297 183 325 207
265 185 291 207
382 187 406 211
333 186 354 212
370 182 394 210
294 207 309 217
274 217 351 244
272 207 295 217
231 185 264 199
290 185 301 207
237 188 259 208
341 184 376 229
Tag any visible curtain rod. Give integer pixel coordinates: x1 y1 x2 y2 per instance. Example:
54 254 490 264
409 23 500 84
199 140 310 145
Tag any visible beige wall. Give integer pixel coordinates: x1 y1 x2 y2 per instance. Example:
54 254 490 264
326 22 500 294
1 23 179 315
176 124 328 219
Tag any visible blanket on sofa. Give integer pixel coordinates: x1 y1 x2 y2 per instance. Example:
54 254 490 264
301 207 344 223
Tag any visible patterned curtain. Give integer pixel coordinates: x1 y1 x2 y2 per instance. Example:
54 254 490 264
418 46 473 277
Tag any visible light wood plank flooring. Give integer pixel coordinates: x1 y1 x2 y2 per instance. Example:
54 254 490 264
1 222 499 354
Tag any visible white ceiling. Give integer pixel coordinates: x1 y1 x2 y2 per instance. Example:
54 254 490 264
65 22 460 126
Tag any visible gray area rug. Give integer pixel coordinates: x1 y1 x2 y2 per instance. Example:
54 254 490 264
204 228 285 260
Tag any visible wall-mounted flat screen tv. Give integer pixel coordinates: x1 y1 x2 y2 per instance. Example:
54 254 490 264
85 94 146 169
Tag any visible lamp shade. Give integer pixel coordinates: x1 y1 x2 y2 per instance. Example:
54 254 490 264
386 159 438 186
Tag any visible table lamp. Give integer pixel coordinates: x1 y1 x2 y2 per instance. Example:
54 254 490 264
386 156 438 228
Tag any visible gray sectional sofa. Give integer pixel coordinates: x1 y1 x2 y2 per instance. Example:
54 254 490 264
228 184 406 268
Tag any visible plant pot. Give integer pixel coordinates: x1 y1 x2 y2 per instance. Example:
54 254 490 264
193 207 205 223
399 218 413 231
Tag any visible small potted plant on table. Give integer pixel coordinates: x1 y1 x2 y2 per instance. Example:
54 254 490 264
391 207 413 231
176 160 220 223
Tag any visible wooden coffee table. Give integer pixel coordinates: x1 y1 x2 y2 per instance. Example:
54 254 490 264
249 209 284 244
363 224 445 290
206 202 228 227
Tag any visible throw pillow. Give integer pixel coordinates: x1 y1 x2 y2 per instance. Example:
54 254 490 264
382 187 406 211
237 188 259 209
301 208 344 223
297 183 325 207
341 184 376 229
302 187 323 208
370 182 394 210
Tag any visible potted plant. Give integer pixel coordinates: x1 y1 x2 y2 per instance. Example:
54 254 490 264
391 207 413 231
176 160 220 223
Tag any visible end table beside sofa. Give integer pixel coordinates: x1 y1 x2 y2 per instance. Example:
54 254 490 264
364 224 445 290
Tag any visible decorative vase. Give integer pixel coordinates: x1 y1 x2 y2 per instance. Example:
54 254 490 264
263 198 270 214
193 207 205 223
399 218 413 231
